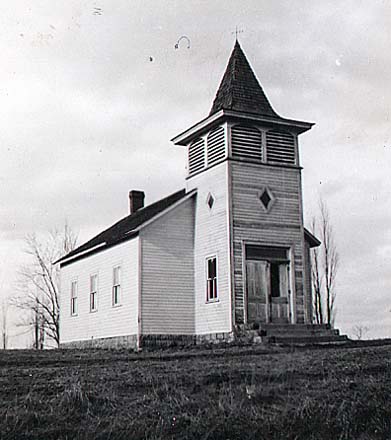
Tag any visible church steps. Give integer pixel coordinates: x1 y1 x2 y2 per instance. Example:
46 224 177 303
261 324 340 335
269 334 349 346
234 323 349 346
264 329 339 337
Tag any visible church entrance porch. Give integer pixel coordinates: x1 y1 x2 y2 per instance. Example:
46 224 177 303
245 245 294 324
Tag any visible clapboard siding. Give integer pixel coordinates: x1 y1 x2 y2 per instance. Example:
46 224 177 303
60 239 139 344
232 165 302 225
187 162 232 334
140 197 195 334
230 161 307 324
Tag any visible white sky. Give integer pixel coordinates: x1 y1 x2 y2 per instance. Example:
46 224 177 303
1 1 390 346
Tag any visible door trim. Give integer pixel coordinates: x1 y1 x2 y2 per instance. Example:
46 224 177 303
243 241 295 325
288 248 296 324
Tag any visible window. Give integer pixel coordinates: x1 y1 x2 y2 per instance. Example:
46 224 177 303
188 137 205 175
266 130 295 164
90 274 98 312
207 126 225 166
245 245 288 261
258 187 275 212
206 192 215 209
231 124 263 161
206 257 218 301
70 281 78 316
260 189 272 210
112 266 121 306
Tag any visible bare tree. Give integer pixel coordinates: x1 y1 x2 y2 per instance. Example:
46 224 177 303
15 223 77 348
352 324 370 340
311 199 339 326
311 218 323 325
1 299 8 349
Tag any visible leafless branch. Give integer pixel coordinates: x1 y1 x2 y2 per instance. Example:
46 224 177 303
14 222 77 348
352 324 370 340
310 198 339 326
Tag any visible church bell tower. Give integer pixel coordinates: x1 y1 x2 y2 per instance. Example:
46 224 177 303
172 41 314 333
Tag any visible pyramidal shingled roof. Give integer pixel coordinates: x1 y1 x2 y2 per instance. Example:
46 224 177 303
209 41 280 119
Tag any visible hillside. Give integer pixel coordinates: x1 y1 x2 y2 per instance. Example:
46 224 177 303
0 344 390 439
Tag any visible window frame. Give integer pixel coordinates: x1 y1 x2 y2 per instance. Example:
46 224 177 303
206 255 218 303
70 280 78 316
112 266 121 307
89 274 98 312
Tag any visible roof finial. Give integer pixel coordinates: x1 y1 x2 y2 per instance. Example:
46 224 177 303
232 26 244 41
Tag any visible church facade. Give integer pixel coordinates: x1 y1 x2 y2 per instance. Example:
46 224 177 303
58 42 320 349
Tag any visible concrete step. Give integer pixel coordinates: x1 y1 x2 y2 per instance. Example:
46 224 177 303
268 334 349 346
265 330 340 338
261 323 333 331
234 324 348 346
263 328 340 337
261 324 339 335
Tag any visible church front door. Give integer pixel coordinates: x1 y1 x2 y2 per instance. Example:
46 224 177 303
246 258 291 324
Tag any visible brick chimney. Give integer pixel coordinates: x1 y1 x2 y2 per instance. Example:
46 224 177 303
129 190 145 214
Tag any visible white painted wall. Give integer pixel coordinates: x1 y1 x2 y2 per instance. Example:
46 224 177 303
187 162 232 334
140 197 195 335
60 238 139 344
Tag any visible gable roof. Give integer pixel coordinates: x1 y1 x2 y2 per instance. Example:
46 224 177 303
209 40 281 119
57 189 188 266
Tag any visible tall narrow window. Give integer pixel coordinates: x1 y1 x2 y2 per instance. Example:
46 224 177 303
206 257 218 301
112 266 121 306
90 274 98 312
70 281 78 316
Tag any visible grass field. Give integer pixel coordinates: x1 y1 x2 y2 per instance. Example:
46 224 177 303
1 343 391 439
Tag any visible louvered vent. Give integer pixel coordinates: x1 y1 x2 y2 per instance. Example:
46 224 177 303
207 126 225 166
231 125 262 161
188 138 205 175
266 130 296 165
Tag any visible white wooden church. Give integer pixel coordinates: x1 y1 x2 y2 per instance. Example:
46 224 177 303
58 41 329 349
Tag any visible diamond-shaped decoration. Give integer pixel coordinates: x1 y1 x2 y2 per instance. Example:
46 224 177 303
260 189 272 210
207 193 215 209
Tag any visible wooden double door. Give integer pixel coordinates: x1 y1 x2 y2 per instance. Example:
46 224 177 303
246 260 291 324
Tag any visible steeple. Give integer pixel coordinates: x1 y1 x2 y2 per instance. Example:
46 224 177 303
172 41 313 147
209 41 280 119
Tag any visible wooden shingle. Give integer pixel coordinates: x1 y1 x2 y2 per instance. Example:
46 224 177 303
209 41 281 119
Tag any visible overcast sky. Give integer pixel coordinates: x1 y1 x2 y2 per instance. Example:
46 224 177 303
1 1 390 346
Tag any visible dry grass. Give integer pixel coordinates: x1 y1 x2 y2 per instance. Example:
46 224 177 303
0 344 391 439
